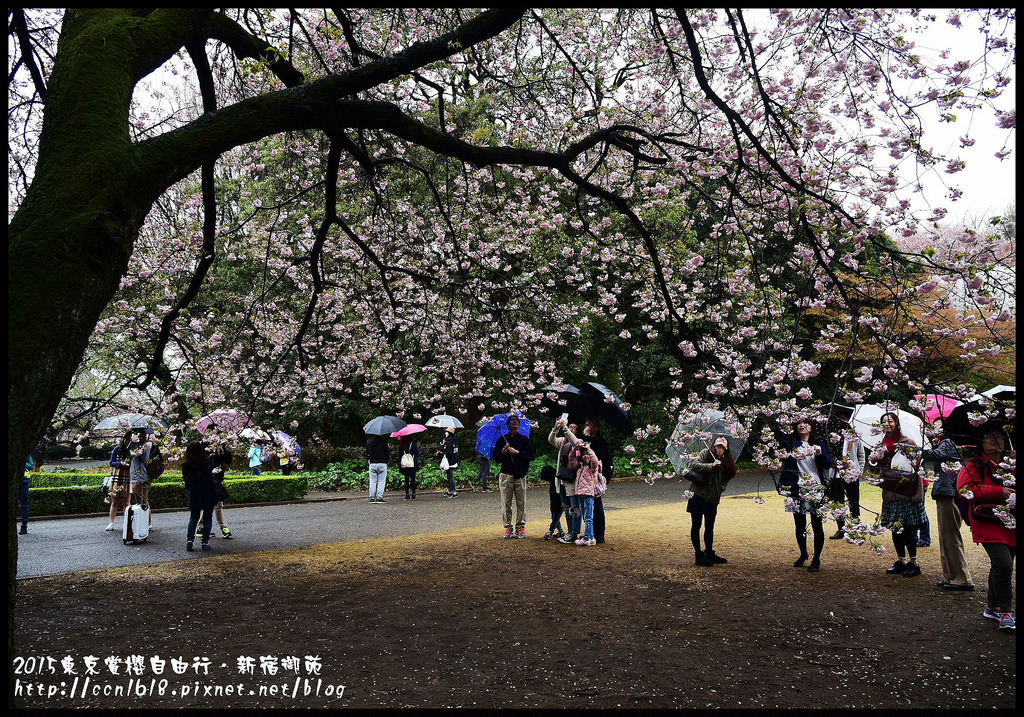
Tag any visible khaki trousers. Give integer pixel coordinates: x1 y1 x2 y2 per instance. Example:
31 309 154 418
935 495 973 586
499 472 526 530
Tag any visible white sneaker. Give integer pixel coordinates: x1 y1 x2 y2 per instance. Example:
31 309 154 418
104 523 115 531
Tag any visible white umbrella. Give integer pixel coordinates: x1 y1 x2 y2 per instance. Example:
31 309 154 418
849 404 932 451
665 409 746 473
239 427 272 442
425 414 464 429
92 413 168 436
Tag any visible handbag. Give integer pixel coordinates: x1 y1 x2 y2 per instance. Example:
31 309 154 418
970 503 1015 524
877 468 922 497
401 452 414 469
100 475 112 495
593 467 607 497
212 477 230 503
682 468 711 485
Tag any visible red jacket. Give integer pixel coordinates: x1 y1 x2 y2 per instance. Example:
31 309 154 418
956 454 1015 547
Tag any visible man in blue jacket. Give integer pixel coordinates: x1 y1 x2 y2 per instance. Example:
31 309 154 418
492 414 534 539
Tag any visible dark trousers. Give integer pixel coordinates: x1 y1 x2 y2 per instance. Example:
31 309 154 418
982 543 1015 612
832 478 861 527
547 482 563 531
593 496 605 541
402 469 417 496
187 508 214 545
794 511 824 560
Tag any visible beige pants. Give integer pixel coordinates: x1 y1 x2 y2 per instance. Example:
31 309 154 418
499 472 526 530
935 495 973 586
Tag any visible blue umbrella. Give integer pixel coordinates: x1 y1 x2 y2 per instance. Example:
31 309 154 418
475 412 531 459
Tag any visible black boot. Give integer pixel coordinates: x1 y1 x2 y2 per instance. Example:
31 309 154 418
695 551 715 566
705 550 728 564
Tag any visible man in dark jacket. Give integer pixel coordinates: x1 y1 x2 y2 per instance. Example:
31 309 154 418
366 435 390 504
492 414 534 539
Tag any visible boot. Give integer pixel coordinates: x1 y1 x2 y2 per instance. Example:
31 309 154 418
695 551 715 566
705 550 728 564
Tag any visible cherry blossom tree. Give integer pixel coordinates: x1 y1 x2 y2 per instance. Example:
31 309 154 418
7 9 1015 703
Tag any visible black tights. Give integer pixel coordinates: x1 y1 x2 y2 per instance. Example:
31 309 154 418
891 527 918 559
794 512 824 561
690 512 716 554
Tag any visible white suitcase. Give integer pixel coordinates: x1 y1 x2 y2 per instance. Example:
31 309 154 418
123 502 150 544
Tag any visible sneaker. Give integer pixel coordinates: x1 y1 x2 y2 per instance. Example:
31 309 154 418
221 526 232 538
544 530 554 541
983 606 1001 621
998 612 1015 631
515 529 526 539
195 530 204 541
902 563 922 578
557 534 576 544
575 537 588 546
185 541 194 552
104 522 115 532
378 498 387 504
449 492 458 499
482 487 494 492
916 540 931 548
587 538 597 546
19 525 27 535
502 529 513 540
201 543 212 551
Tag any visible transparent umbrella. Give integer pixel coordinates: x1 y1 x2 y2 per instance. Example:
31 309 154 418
92 413 169 437
666 409 746 473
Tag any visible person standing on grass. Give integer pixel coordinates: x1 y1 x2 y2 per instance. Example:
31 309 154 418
547 418 581 541
872 411 925 580
775 420 833 573
493 414 534 539
922 421 972 592
685 435 738 566
583 417 612 544
957 428 1015 632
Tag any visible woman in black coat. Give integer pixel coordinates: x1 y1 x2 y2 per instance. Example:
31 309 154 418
182 442 216 551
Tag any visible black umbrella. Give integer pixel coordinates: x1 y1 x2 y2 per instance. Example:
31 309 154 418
539 384 600 426
363 415 406 436
578 382 634 434
942 401 1014 449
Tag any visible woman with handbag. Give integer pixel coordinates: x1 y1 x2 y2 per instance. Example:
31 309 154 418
957 428 1015 631
104 431 133 531
686 435 737 566
182 442 216 551
872 411 926 578
775 420 833 572
399 434 420 500
438 428 460 498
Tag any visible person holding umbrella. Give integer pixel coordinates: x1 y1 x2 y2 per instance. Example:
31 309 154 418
922 420 972 591
957 427 1016 631
829 413 866 540
436 427 460 498
685 434 738 566
492 414 534 539
366 433 390 504
398 433 420 500
872 411 926 579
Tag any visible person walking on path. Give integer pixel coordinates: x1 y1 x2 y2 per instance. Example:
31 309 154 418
247 440 264 476
105 431 133 531
493 414 534 539
366 434 390 504
20 454 33 534
775 420 833 573
472 450 493 492
685 435 738 566
399 434 420 500
922 421 973 591
957 428 1015 631
197 443 233 542
181 442 216 551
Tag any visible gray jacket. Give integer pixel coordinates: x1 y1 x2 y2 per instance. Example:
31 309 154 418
921 438 963 499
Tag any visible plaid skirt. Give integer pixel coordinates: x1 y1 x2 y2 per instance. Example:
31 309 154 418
881 500 927 529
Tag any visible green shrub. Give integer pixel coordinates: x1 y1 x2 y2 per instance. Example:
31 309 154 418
27 475 308 517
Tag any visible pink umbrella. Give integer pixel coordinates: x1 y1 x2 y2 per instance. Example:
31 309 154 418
196 408 251 435
915 394 962 424
390 423 427 438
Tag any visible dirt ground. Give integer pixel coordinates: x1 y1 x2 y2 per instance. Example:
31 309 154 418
13 491 1016 710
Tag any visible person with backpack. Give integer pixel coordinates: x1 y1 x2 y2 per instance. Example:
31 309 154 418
398 434 420 500
957 428 1016 631
922 421 973 592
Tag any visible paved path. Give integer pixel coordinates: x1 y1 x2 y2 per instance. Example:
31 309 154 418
16 472 778 579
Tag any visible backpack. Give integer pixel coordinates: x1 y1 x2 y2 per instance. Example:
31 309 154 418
401 452 414 469
144 446 166 481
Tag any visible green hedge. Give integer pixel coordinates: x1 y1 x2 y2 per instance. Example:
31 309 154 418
27 475 308 517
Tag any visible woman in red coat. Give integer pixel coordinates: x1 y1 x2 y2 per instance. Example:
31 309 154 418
957 428 1016 631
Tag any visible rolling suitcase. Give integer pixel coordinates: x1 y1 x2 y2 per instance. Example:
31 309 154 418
123 500 150 544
